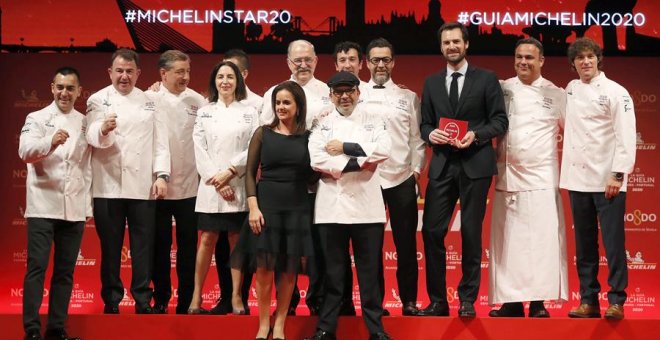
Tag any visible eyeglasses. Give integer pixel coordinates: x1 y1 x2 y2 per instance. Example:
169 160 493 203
368 57 393 65
331 88 357 97
288 57 315 67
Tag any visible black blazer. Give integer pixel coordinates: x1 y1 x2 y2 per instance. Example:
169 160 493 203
420 65 508 180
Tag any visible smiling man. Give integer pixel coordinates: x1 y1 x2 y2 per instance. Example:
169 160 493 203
145 50 206 315
260 40 332 127
86 48 170 315
419 22 508 318
561 37 636 320
19 67 89 340
488 38 568 318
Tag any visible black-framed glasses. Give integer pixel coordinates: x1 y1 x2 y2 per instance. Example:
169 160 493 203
288 57 315 67
368 57 393 65
331 88 357 97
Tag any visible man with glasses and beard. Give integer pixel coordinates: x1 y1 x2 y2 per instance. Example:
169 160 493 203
306 71 392 340
359 38 425 316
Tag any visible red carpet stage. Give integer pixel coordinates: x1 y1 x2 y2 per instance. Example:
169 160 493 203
1 314 657 340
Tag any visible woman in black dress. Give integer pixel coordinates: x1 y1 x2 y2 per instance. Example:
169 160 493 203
241 81 316 340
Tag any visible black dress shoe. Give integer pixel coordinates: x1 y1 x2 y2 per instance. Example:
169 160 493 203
304 329 337 340
369 332 392 340
529 301 550 318
488 302 524 317
24 330 41 340
210 299 232 315
417 302 449 316
153 304 168 314
44 328 81 340
136 306 154 314
458 302 476 318
103 304 119 314
402 302 419 316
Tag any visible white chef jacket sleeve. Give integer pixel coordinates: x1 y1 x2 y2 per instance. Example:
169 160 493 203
309 121 351 180
558 87 567 130
85 95 116 148
609 87 636 174
408 93 426 174
229 107 259 178
193 111 220 184
259 87 275 125
18 112 54 163
152 106 171 175
354 116 391 167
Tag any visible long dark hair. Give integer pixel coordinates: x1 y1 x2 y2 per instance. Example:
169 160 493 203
207 61 246 103
268 81 307 135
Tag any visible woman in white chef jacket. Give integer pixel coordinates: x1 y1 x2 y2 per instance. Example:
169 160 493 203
187 61 259 314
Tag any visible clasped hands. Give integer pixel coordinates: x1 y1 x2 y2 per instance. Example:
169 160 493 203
429 129 475 149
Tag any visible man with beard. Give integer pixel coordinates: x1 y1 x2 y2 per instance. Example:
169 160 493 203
418 22 508 318
306 71 392 340
360 38 425 316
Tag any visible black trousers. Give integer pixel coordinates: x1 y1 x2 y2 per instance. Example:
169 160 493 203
23 218 84 333
94 198 156 309
422 158 491 304
569 191 628 305
317 223 385 335
153 197 198 314
382 175 419 305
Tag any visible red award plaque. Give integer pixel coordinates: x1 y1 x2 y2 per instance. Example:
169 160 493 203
439 118 468 140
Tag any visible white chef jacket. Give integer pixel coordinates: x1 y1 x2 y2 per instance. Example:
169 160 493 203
309 106 391 224
260 76 332 128
146 86 206 200
360 78 425 189
560 72 636 192
86 85 170 200
243 86 264 113
497 76 565 191
19 102 92 221
193 100 258 213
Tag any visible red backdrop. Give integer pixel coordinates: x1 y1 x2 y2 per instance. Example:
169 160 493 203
0 53 657 317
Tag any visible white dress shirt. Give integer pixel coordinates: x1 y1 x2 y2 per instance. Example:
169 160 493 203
560 72 636 192
19 102 92 221
309 106 391 224
86 85 170 200
146 86 207 200
360 78 425 189
497 76 565 191
445 62 469 97
193 100 258 213
260 76 332 128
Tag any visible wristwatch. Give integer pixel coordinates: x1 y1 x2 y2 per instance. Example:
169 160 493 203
613 172 624 181
158 174 170 183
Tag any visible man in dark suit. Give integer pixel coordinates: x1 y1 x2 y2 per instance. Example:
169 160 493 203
418 22 508 318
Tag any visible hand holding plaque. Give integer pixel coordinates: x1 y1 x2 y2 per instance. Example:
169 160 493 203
438 118 468 142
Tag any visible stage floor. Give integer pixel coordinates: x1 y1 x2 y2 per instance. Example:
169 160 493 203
3 314 657 339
